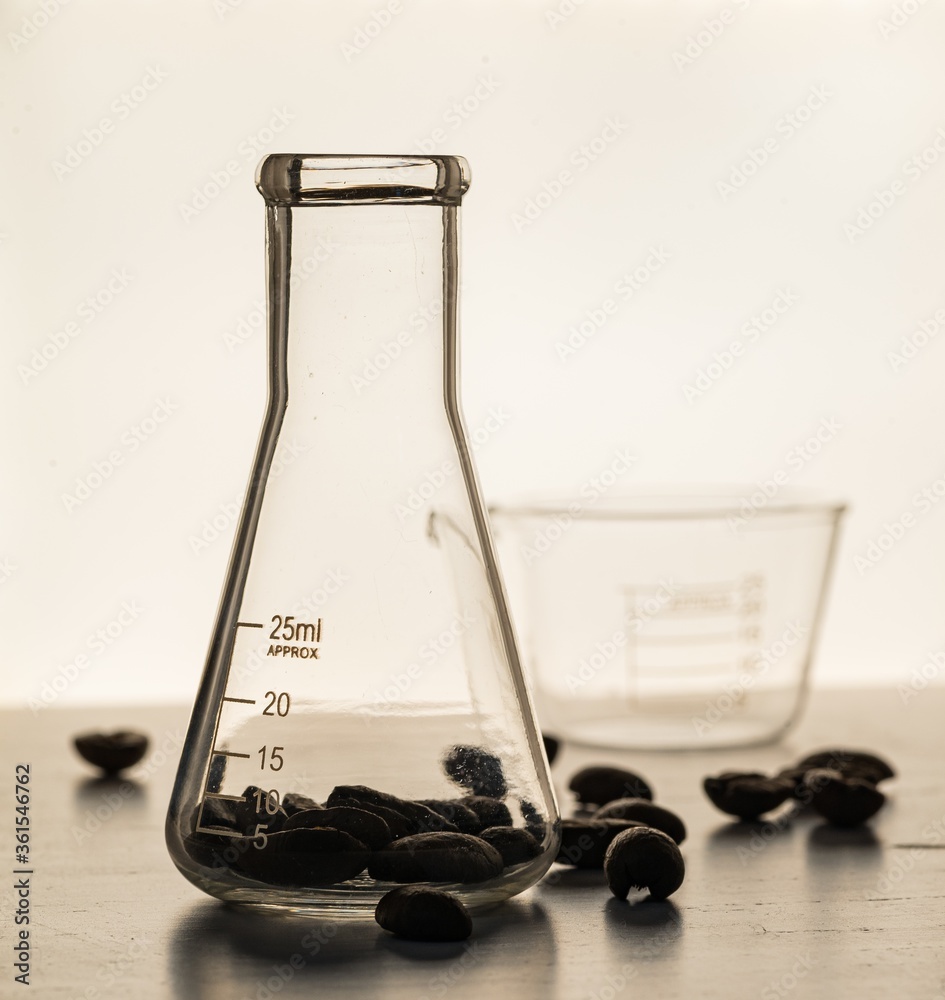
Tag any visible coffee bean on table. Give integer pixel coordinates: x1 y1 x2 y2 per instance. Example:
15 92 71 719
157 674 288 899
568 766 654 806
542 734 560 765
593 798 687 845
236 828 369 887
604 826 685 901
375 886 472 942
795 748 895 786
702 772 794 820
803 768 886 827
477 826 542 866
557 818 648 870
73 731 149 774
443 745 508 799
281 806 392 849
368 832 504 884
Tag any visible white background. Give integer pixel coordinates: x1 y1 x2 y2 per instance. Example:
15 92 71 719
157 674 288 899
2 0 944 709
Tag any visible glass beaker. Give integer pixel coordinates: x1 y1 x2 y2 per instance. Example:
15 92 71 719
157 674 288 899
166 155 559 914
491 493 846 750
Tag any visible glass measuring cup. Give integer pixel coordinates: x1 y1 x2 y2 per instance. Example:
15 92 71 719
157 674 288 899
491 493 846 749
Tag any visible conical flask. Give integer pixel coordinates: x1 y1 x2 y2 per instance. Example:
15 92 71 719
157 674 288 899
166 155 560 913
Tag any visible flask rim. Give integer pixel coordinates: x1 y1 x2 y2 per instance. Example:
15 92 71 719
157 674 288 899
255 154 470 206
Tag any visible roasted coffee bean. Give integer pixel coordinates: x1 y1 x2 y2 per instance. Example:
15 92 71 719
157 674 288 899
417 799 482 834
702 771 793 820
282 806 392 849
803 768 886 827
330 798 412 840
557 817 648 869
198 796 239 831
542 734 560 765
73 731 149 774
593 798 687 845
461 795 513 832
519 799 547 841
443 745 508 799
774 765 811 800
236 828 369 887
236 786 288 835
795 748 895 786
368 832 504 884
326 785 459 835
375 886 472 942
206 754 226 792
477 826 542 866
282 793 322 816
568 766 653 806
605 826 685 901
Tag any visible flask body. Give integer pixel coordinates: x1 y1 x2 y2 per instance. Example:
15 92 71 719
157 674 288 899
166 156 559 913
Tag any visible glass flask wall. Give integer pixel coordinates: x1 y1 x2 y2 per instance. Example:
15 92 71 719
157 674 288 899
166 156 559 914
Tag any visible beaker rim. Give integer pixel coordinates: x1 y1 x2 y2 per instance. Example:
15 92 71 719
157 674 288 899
255 154 470 206
489 488 848 523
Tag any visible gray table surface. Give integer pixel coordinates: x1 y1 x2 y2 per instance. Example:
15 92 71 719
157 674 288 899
3 688 944 1000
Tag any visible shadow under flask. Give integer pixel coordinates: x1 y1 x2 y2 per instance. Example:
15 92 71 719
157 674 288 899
166 155 560 914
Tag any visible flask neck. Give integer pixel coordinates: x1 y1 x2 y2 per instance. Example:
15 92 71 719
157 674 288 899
265 202 461 416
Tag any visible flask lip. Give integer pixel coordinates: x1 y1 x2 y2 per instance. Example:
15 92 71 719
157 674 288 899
255 154 470 206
